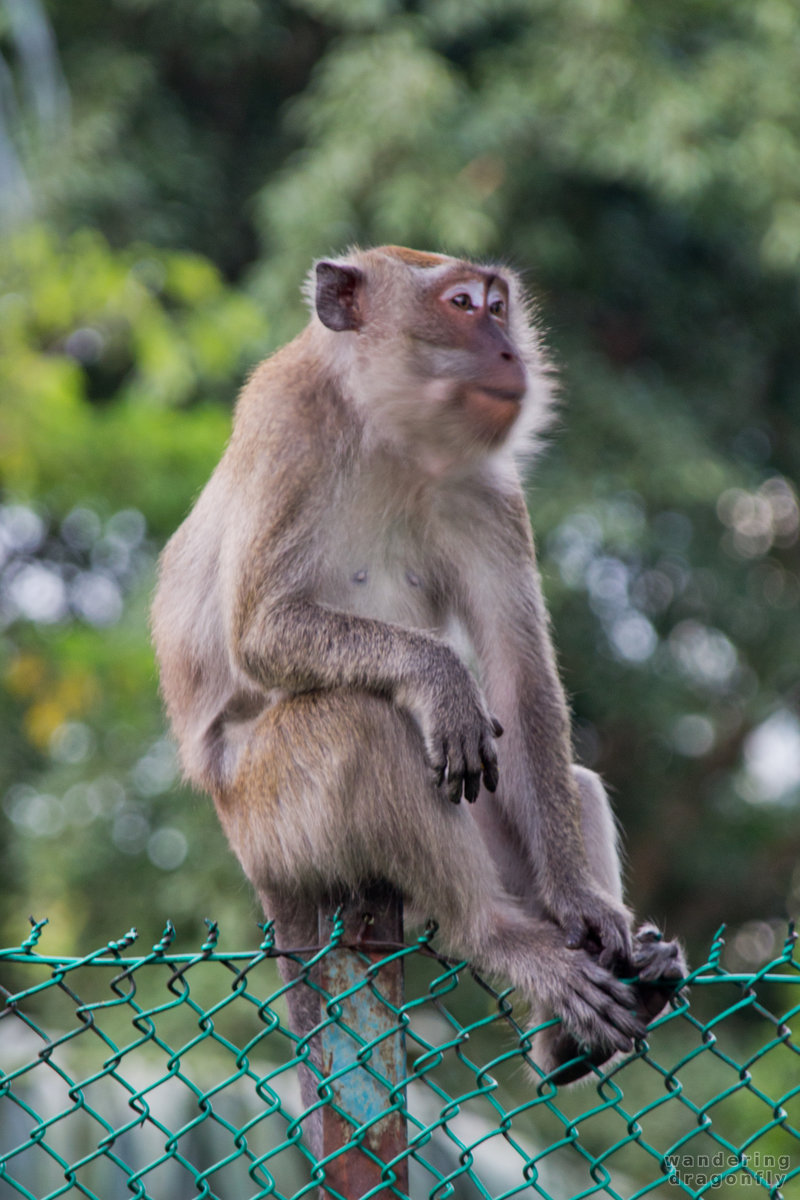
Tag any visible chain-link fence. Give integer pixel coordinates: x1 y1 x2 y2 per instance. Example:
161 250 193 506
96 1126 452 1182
1 914 798 1199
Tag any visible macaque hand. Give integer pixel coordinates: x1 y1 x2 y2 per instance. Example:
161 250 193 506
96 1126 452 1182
554 886 634 970
402 655 503 805
549 945 648 1055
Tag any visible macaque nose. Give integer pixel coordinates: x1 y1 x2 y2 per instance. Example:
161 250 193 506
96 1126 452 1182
496 352 527 400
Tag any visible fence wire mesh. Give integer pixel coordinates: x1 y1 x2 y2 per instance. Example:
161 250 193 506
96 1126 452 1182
1 916 799 1200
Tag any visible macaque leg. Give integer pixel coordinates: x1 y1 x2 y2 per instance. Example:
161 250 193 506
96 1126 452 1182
572 765 624 904
214 693 646 1099
469 764 624 914
531 766 685 1082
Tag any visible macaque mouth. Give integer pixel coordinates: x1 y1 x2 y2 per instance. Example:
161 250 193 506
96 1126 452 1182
478 386 524 404
464 383 525 440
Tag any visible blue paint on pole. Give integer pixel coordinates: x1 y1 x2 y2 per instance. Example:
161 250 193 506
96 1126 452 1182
318 886 408 1197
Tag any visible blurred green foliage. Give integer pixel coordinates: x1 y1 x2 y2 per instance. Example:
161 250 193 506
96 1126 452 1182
0 223 267 948
1 0 799 968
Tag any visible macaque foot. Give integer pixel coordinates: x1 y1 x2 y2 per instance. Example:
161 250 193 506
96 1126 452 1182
540 924 686 1086
539 1030 618 1086
628 922 687 1019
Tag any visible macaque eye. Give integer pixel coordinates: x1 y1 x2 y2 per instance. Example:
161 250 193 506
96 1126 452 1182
489 298 506 318
450 293 473 311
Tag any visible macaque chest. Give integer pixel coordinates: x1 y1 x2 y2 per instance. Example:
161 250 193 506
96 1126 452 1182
318 500 444 632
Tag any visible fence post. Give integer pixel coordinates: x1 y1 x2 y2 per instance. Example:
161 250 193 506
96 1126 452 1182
317 884 408 1198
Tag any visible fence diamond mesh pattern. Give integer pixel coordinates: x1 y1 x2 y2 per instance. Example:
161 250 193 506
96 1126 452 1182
1 917 799 1199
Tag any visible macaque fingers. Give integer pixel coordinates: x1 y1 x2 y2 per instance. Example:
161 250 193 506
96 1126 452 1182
556 956 647 1053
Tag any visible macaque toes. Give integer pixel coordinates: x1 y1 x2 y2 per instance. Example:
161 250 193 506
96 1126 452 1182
151 244 685 1098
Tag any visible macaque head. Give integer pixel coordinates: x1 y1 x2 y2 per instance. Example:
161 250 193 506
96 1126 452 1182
311 245 549 457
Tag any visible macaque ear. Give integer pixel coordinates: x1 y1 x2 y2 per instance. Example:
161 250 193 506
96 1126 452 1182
315 261 364 332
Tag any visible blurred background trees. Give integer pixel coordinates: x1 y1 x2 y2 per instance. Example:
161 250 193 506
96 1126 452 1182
1 0 798 964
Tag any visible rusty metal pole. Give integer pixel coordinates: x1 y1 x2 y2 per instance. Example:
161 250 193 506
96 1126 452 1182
317 884 408 1198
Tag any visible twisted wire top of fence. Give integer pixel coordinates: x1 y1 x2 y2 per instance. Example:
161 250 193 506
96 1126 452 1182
1 916 799 1200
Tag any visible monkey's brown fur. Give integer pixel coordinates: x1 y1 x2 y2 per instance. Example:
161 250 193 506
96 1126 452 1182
152 246 684 1107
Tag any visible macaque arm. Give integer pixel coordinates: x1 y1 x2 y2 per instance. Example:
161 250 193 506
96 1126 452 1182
234 596 500 804
221 444 499 802
453 479 633 961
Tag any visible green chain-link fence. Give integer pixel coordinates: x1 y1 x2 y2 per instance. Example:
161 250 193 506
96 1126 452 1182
1 915 799 1199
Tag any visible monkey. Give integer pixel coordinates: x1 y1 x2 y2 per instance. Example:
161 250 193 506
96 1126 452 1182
151 244 684 1111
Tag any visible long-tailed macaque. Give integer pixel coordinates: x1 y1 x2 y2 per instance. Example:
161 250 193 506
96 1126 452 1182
151 245 684 1098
